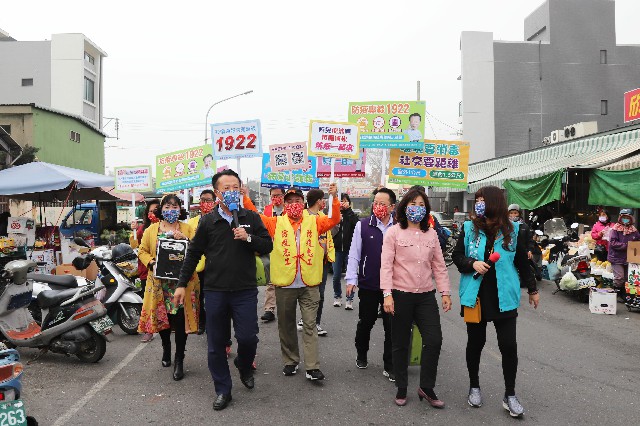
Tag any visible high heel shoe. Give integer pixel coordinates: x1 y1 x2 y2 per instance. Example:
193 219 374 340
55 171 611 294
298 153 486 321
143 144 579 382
173 357 184 380
395 387 407 406
417 387 445 408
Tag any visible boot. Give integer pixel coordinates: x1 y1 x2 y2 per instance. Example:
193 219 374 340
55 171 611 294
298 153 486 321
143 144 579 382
162 344 171 367
173 355 184 381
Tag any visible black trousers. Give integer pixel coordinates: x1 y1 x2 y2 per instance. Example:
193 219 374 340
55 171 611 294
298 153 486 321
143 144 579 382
158 308 187 359
391 290 442 389
466 317 518 395
355 288 392 371
197 272 206 327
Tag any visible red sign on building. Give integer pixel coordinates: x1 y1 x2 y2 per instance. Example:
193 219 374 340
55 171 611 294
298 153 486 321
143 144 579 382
624 88 640 123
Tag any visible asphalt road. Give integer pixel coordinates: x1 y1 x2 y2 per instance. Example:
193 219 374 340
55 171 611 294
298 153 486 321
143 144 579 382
21 268 640 425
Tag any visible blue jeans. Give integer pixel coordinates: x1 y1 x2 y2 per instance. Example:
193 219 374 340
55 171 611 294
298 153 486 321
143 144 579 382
332 251 352 301
205 288 259 396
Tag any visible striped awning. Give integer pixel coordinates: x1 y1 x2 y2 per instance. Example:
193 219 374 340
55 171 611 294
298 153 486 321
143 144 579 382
467 128 640 192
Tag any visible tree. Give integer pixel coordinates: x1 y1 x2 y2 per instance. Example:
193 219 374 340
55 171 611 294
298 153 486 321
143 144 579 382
1 145 40 167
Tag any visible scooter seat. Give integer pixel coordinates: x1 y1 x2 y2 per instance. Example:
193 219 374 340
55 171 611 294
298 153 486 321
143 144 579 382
27 273 78 288
37 288 79 308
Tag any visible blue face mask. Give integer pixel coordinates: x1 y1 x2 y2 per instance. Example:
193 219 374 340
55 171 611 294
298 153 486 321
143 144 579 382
621 218 631 225
406 205 427 223
474 201 486 218
222 190 240 208
163 209 180 224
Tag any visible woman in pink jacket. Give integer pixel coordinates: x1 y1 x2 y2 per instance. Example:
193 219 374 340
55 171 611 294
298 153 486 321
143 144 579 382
591 210 613 250
381 188 452 407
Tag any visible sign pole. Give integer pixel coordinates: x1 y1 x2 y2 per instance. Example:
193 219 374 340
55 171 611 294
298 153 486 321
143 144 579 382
380 149 387 186
237 158 244 208
328 158 335 217
131 193 136 223
183 189 189 213
289 170 294 187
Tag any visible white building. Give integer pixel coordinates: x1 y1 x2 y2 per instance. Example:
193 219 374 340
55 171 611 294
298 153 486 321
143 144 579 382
0 30 107 128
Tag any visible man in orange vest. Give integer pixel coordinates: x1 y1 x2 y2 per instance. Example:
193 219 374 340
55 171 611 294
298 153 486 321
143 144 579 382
260 186 285 323
243 184 340 381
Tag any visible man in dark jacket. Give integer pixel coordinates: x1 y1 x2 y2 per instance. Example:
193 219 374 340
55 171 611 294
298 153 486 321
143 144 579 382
175 169 273 411
331 194 360 309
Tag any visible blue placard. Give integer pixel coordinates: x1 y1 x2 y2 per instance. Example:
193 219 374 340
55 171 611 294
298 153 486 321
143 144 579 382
260 153 319 190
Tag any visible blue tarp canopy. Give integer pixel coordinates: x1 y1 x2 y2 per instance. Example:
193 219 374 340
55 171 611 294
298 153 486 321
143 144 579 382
0 162 118 201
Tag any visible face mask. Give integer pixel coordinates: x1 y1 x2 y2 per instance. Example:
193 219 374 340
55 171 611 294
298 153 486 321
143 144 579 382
406 205 427 223
163 209 180 224
373 203 388 220
284 202 304 219
510 216 519 222
271 196 283 206
599 216 607 223
148 212 159 223
200 201 215 214
474 201 486 218
221 190 240 207
621 218 631 225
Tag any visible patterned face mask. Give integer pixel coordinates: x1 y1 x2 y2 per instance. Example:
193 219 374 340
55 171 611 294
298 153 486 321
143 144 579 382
221 190 240 208
148 211 160 223
163 209 180 224
474 201 486 218
200 201 215 214
373 203 388 220
271 195 284 206
284 202 304 219
406 205 427 223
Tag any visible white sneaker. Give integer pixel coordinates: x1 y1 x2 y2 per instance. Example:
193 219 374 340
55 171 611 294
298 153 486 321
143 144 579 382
297 319 303 331
316 324 327 336
333 298 342 307
345 301 353 310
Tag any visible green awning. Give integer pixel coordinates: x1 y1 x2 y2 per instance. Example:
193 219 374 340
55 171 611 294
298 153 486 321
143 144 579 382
503 170 563 210
588 168 640 208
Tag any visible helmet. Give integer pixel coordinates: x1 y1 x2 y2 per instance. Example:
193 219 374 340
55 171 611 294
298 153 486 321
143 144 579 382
111 243 136 262
111 243 139 279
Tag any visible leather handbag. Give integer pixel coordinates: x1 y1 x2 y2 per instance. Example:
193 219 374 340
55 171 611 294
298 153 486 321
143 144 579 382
464 298 481 323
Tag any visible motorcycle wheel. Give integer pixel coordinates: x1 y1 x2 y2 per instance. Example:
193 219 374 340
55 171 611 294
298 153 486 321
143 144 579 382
118 303 141 335
76 329 106 363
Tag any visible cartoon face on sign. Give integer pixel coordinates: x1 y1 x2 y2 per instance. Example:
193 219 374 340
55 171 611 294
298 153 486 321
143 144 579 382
174 163 185 177
357 117 368 132
163 165 172 179
373 116 385 132
188 160 198 174
389 116 402 129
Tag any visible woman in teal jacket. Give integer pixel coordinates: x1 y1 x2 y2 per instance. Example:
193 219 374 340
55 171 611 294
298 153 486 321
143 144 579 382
452 186 540 418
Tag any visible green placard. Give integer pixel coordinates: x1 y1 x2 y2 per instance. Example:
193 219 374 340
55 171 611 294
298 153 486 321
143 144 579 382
155 145 215 193
348 101 426 149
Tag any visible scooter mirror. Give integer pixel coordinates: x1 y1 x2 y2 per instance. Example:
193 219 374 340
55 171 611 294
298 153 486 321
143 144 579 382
74 237 91 248
571 223 579 229
535 230 544 236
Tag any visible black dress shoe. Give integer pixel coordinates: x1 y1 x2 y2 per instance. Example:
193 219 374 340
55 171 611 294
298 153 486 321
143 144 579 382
173 358 184 381
213 394 232 411
234 357 255 389
197 325 206 335
260 311 275 322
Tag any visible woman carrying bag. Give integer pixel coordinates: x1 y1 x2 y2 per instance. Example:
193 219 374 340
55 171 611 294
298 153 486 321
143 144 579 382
452 186 539 418
138 195 200 381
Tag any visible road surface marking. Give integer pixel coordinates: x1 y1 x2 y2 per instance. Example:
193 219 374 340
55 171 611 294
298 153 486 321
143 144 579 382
53 342 147 426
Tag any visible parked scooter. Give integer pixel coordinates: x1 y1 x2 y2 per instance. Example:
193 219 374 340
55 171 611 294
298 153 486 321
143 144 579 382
29 239 143 335
0 260 113 363
0 343 38 425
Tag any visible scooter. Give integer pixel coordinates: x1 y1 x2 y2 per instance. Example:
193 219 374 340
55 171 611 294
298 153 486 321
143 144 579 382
0 344 38 425
29 238 143 335
0 260 113 363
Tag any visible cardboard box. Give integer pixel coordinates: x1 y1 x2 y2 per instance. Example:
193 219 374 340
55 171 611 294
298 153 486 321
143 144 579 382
54 264 86 278
627 241 640 264
589 288 617 315
85 260 99 281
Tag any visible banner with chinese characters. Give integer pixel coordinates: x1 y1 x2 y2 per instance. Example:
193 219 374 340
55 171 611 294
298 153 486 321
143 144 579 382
268 142 308 172
348 101 426 149
210 119 262 160
388 140 470 189
624 88 640 123
114 165 152 192
308 121 359 159
155 145 215 193
260 153 319 190
316 149 366 178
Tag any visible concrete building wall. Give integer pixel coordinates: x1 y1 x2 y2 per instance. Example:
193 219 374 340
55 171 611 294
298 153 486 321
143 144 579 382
460 31 495 163
0 41 51 106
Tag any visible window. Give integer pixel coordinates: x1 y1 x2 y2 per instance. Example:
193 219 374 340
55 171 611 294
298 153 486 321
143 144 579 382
69 131 81 143
0 125 10 135
84 77 95 103
601 100 608 115
22 78 33 86
84 52 95 65
600 50 607 64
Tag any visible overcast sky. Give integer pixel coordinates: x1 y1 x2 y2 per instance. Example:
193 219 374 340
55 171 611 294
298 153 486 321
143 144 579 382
3 0 639 180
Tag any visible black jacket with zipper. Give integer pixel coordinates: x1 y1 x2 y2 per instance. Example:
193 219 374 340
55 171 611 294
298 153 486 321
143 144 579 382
331 208 360 252
177 207 273 291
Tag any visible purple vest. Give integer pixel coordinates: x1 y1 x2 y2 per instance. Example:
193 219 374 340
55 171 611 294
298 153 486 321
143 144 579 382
358 215 385 291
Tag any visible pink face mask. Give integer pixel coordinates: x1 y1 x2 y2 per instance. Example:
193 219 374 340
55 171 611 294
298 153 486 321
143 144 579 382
284 202 304 219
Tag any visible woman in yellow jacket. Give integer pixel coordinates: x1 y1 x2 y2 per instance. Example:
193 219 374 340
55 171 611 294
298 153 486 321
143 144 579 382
138 195 200 381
